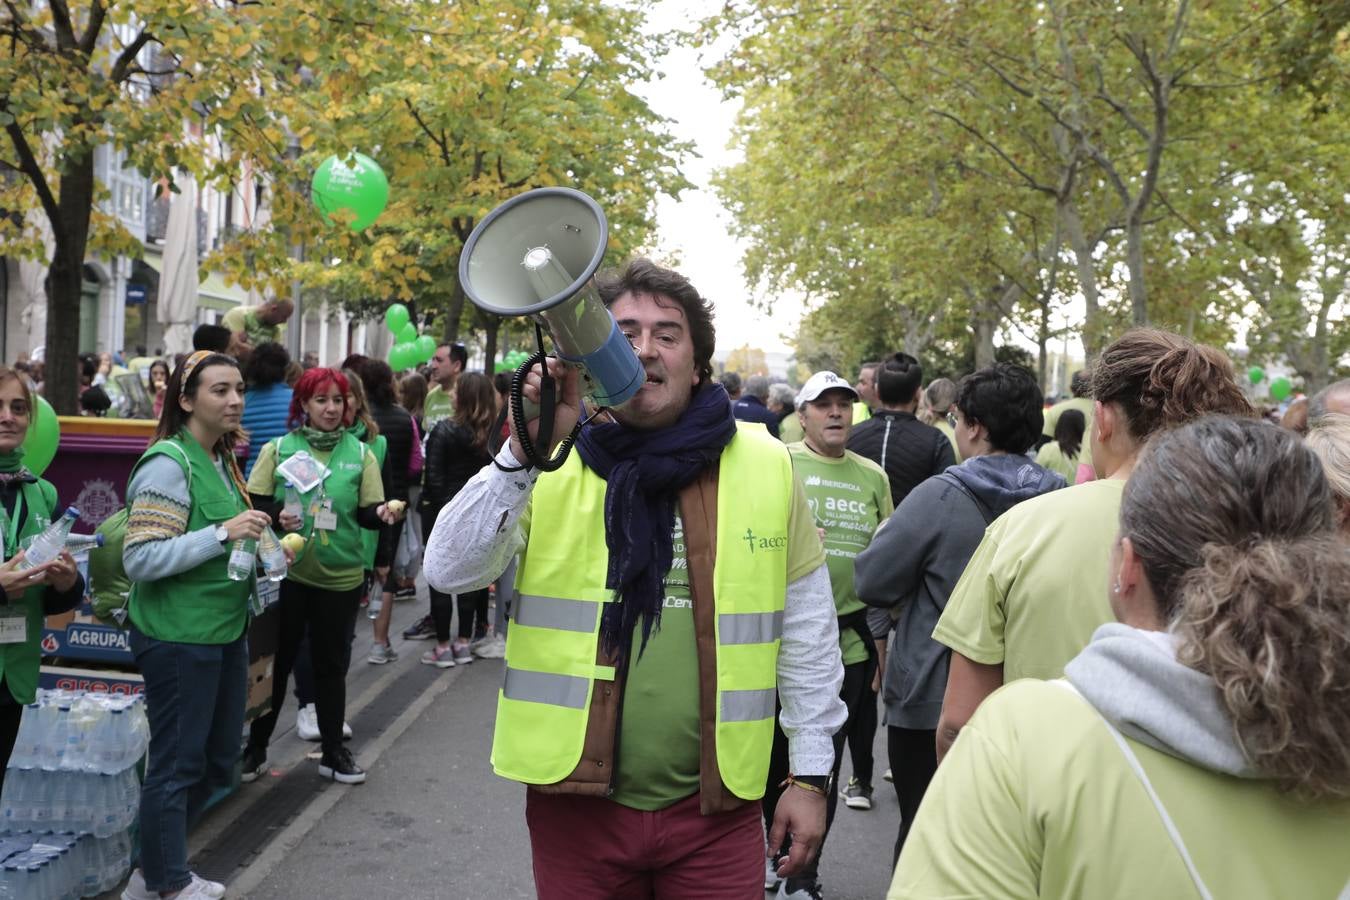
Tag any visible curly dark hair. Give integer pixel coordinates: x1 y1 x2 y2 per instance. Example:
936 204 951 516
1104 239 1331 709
242 341 290 388
955 363 1043 454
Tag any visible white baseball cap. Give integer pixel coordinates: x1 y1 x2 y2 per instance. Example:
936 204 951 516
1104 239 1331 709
796 371 859 406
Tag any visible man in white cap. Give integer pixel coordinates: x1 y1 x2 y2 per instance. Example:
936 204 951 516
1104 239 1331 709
763 371 893 899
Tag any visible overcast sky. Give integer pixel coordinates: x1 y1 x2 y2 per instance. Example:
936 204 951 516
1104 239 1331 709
637 0 802 359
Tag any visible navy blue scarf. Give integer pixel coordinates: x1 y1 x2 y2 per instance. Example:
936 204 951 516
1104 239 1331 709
574 383 737 660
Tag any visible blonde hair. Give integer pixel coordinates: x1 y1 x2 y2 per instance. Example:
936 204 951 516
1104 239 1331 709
1122 417 1350 800
1306 414 1350 507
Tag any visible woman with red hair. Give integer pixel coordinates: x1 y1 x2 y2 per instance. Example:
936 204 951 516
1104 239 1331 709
238 368 403 785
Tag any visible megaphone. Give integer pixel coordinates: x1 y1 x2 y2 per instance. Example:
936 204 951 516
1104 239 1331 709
459 187 644 410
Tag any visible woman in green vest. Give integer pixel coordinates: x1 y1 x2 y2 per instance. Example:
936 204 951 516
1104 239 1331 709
240 367 400 786
0 366 83 785
122 350 273 899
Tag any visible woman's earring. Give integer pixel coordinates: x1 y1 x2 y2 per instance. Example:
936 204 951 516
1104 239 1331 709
1112 579 1122 595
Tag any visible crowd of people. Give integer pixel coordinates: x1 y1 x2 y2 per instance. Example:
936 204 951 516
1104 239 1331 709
0 262 1347 898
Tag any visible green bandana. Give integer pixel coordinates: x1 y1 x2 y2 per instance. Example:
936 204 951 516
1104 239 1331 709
347 421 368 442
298 425 344 452
0 447 26 474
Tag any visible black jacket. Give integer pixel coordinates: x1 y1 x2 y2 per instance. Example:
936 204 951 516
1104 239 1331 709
421 419 492 518
370 402 414 502
732 395 780 438
846 409 956 507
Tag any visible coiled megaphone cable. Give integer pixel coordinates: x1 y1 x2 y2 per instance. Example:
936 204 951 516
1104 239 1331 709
496 323 586 473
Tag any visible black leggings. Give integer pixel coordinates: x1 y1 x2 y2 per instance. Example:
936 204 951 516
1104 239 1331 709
762 660 868 881
887 726 938 866
845 681 878 786
429 587 487 643
249 580 360 755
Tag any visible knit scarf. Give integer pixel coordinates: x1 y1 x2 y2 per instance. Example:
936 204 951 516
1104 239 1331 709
574 383 737 660
347 421 368 443
299 425 344 452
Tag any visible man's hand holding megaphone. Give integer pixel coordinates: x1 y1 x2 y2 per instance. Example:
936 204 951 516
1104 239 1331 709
509 357 584 465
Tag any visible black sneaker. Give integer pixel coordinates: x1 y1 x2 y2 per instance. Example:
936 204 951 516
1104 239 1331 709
402 615 436 641
780 877 825 899
840 776 873 810
318 746 366 784
394 585 417 601
239 746 267 784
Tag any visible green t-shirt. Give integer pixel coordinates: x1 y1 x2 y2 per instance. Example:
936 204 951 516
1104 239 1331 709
1042 396 1094 472
779 413 804 445
890 679 1350 899
933 478 1125 682
934 418 961 463
222 305 284 347
424 384 455 432
1035 441 1082 485
786 443 893 665
605 476 824 811
247 439 384 590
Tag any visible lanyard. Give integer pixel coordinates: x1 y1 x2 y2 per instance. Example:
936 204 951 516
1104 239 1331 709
3 488 25 561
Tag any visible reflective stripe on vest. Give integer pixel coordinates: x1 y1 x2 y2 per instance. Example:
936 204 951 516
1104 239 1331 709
721 687 777 723
719 610 784 646
514 594 601 633
491 423 793 797
503 667 590 710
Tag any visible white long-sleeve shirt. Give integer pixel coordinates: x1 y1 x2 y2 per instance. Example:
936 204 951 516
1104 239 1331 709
424 443 847 776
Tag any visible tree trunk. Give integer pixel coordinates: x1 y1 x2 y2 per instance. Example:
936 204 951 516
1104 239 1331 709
1037 303 1050 393
1124 220 1149 326
1058 197 1102 359
483 316 500 375
971 298 998 370
442 277 465 343
43 151 97 415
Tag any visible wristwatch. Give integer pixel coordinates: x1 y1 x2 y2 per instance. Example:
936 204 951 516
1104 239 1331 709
214 524 229 545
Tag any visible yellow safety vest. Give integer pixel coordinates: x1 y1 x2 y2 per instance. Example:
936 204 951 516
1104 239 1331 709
491 424 793 800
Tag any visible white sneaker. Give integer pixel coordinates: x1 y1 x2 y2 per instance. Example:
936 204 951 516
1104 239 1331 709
296 704 320 741
472 635 507 659
123 870 225 900
342 719 353 739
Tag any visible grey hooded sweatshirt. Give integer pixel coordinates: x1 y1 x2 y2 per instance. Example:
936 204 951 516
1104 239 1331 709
856 454 1065 730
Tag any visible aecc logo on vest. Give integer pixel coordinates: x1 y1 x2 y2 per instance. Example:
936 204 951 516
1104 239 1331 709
742 528 788 554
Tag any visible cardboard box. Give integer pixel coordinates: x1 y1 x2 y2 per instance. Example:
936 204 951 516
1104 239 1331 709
39 663 144 695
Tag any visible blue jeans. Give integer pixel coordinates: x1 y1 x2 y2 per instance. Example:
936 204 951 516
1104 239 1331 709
131 627 248 894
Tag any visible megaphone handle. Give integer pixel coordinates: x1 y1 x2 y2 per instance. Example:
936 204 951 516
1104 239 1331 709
501 335 581 473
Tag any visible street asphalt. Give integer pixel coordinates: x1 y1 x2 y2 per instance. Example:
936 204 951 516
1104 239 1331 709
178 591 899 899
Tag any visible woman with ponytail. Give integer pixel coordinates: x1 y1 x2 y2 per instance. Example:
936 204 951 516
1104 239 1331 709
123 351 272 899
892 417 1350 898
933 329 1253 760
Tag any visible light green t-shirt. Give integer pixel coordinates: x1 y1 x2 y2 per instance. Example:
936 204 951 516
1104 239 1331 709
1035 440 1081 485
934 418 961 463
1042 396 1094 473
890 679 1350 899
607 476 824 810
779 413 804 445
786 443 893 665
933 478 1125 682
424 384 455 432
222 305 284 347
246 439 384 590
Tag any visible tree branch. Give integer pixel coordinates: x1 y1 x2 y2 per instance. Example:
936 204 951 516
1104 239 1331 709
3 117 61 231
79 0 107 57
109 30 152 83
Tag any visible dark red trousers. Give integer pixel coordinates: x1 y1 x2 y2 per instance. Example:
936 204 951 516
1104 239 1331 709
525 790 765 900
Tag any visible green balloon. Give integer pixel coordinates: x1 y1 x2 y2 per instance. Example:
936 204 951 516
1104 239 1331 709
495 360 511 373
22 395 60 477
1248 365 1265 385
384 303 410 334
1270 376 1293 402
415 334 436 362
397 323 418 345
311 152 389 231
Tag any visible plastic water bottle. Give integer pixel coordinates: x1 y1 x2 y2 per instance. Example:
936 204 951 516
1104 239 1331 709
258 527 288 582
17 508 80 570
283 481 303 521
226 538 257 581
61 533 105 556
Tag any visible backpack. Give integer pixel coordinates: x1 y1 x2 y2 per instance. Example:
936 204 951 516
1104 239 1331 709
87 441 192 628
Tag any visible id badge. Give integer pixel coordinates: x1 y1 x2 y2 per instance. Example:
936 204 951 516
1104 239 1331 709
0 606 27 644
314 499 338 531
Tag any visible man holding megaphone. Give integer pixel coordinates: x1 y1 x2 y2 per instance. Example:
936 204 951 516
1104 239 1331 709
425 258 846 899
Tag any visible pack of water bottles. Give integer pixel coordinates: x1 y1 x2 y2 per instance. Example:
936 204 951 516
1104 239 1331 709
0 830 131 899
1 767 139 838
7 691 148 774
